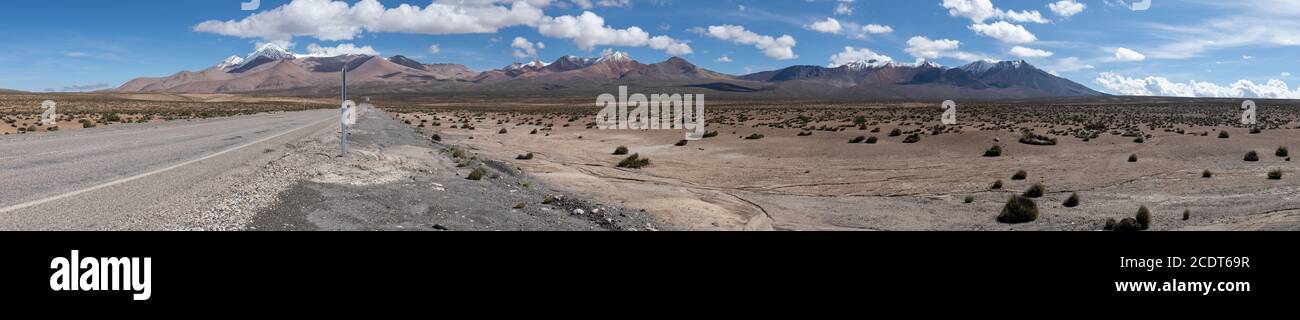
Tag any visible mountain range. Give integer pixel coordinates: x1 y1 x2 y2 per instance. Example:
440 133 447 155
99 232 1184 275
110 43 1104 100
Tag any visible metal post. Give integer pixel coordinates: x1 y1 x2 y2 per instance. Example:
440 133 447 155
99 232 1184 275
340 68 348 157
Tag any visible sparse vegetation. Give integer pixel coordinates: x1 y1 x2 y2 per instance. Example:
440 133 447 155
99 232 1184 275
617 153 651 169
1277 146 1289 157
744 133 765 140
902 133 921 144
1023 183 1045 198
467 167 486 181
1269 169 1283 180
1063 192 1080 208
1219 131 1230 139
1018 130 1057 146
983 145 1002 157
1244 151 1259 162
1011 170 1027 180
1203 170 1213 178
997 196 1039 224
849 136 866 144
1182 209 1191 221
888 128 902 137
991 180 1003 190
964 195 975 204
1128 154 1138 162
675 140 688 146
1104 218 1118 231
542 195 557 205
613 145 629 155
516 153 534 160
702 131 719 138
1113 218 1142 232
1136 206 1152 230
866 136 878 144
513 203 526 209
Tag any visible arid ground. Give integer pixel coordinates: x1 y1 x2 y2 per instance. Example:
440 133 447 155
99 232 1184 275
389 99 1300 231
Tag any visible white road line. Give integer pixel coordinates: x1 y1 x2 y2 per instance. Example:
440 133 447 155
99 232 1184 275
0 114 334 214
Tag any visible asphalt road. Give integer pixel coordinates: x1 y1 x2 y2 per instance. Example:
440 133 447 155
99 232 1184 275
0 109 337 230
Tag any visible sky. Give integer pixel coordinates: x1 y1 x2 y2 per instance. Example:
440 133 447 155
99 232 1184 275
2 0 1299 98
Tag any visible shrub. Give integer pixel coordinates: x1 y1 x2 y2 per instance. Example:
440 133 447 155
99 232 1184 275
902 134 921 144
617 153 651 169
964 195 975 204
1018 131 1058 146
675 140 688 146
1202 170 1213 178
1244 151 1259 162
991 180 1003 190
866 136 878 144
849 136 866 144
513 203 526 209
431 134 442 142
744 133 765 140
702 131 719 138
516 153 534 160
1128 154 1138 162
1011 170 1027 180
1103 218 1118 230
1113 218 1142 232
498 128 508 134
1133 137 1145 143
102 113 121 122
613 146 629 155
1219 131 1230 139
1277 146 1289 157
1023 183 1045 198
888 128 902 137
1182 209 1191 221
1269 169 1283 180
467 167 486 181
984 145 1002 157
1136 206 1152 230
1063 192 1080 208
530 129 538 135
82 121 96 128
997 196 1039 224
797 131 813 136
26 125 37 132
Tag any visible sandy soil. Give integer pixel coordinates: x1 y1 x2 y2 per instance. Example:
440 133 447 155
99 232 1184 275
392 104 1300 231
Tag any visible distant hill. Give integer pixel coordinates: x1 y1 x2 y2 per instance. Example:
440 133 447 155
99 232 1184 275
112 45 1103 101
0 88 26 93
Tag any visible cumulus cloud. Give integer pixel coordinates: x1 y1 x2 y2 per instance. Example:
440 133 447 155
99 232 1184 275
298 43 380 58
715 55 733 63
805 17 843 34
835 2 853 15
194 0 546 42
701 25 797 60
1048 0 1086 17
1009 46 1053 58
1113 47 1146 62
904 36 983 62
941 0 1049 24
538 11 692 55
511 37 539 59
863 24 893 34
968 21 1037 44
1096 72 1300 98
571 0 631 9
1044 56 1094 73
828 46 893 67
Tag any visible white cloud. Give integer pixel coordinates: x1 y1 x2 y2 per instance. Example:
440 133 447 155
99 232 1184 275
1284 72 1293 77
298 43 380 58
902 36 987 62
512 36 539 59
1048 0 1086 17
1095 72 1300 98
863 24 893 34
64 52 87 57
1009 46 1053 58
538 11 692 55
702 25 798 60
716 55 733 63
828 46 893 67
942 0 1049 23
805 18 843 34
968 21 1037 44
571 0 631 9
194 0 546 42
1242 55 1254 60
428 44 441 54
835 2 853 15
1113 47 1146 62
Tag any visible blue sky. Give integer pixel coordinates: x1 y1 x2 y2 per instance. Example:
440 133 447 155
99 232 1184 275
2 0 1299 98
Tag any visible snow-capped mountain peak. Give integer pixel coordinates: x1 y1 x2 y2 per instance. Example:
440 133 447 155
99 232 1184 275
216 55 245 71
959 60 1029 75
595 51 630 63
245 43 296 62
840 59 892 70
